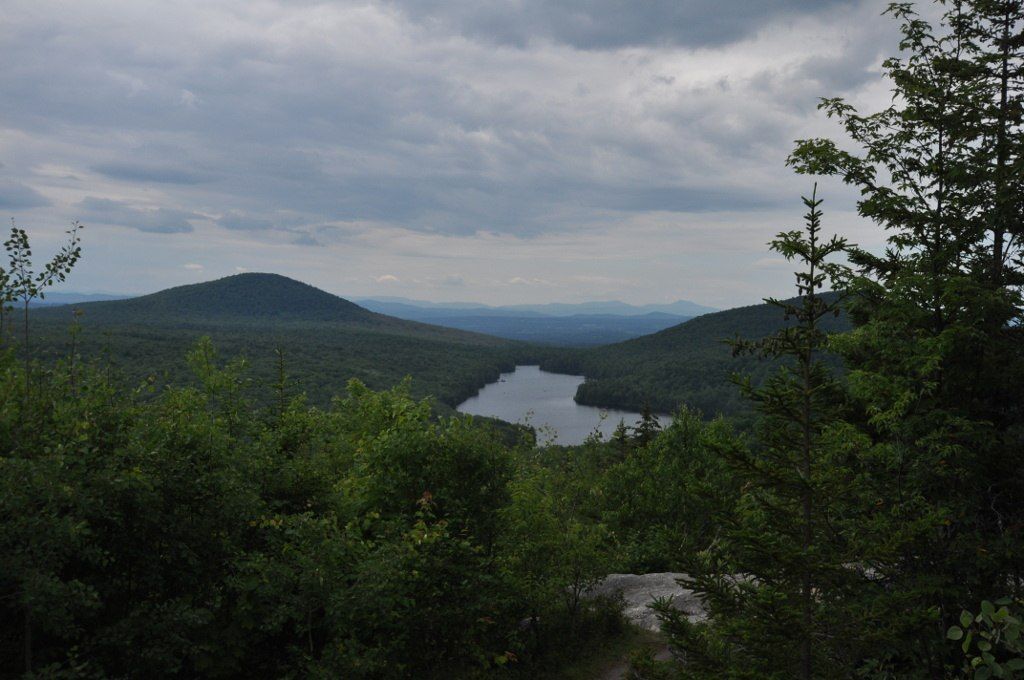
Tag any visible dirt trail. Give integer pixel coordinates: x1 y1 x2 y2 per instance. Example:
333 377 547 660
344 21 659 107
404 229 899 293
597 643 671 680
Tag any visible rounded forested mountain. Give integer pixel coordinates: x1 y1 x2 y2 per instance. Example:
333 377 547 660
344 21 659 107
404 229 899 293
35 273 378 324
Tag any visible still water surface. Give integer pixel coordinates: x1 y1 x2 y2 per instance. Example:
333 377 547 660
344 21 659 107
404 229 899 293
457 365 658 446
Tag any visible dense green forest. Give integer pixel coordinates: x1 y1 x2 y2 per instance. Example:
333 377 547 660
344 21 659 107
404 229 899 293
4 1 1024 679
0 344 645 677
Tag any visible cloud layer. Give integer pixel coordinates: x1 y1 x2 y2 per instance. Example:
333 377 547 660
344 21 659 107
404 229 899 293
0 0 896 306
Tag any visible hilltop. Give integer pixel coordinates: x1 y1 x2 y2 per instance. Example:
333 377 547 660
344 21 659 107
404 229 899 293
50 273 375 324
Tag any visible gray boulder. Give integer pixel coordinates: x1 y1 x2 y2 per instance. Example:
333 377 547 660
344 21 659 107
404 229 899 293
587 573 706 632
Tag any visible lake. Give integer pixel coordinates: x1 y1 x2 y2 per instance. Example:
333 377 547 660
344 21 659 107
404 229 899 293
456 365 660 446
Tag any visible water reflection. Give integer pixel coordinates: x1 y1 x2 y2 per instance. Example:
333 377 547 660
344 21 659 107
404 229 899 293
457 365 660 446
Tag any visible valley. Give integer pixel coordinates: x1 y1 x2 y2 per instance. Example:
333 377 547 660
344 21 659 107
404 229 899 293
28 273 836 428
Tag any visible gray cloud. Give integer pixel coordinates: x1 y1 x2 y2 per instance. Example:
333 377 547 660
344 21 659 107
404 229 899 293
92 162 210 185
290 232 322 247
217 213 276 231
385 0 858 50
78 197 197 234
0 0 893 305
0 180 51 209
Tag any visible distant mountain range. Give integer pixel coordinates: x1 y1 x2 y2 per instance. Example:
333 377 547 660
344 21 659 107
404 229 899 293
352 296 715 345
356 296 717 319
31 292 131 306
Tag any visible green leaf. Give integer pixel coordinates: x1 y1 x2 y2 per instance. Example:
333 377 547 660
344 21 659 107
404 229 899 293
948 626 964 641
1005 658 1024 671
964 610 977 628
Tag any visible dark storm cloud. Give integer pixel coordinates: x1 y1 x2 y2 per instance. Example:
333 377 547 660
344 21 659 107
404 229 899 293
0 180 51 209
385 0 859 49
78 197 197 234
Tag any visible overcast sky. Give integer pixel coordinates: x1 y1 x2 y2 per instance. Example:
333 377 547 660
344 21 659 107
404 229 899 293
1 0 904 307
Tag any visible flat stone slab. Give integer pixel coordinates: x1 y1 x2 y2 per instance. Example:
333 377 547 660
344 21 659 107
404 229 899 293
587 572 706 632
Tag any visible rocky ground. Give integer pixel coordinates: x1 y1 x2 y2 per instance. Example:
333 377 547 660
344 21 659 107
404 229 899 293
585 572 706 679
587 572 706 632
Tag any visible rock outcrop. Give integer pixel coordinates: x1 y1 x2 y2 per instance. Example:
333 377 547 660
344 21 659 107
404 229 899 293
587 572 706 632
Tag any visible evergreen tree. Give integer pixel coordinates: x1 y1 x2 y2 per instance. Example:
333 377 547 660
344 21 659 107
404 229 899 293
963 0 1024 285
788 1 1024 672
652 189 882 679
634 402 662 448
611 419 632 459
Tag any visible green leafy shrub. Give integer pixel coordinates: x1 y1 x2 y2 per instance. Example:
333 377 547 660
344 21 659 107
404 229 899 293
948 599 1024 679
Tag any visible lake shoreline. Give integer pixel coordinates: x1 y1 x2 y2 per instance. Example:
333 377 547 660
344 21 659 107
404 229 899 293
456 365 666 446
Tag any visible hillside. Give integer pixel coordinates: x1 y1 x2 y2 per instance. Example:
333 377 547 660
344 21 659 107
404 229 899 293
29 273 524 407
540 293 851 418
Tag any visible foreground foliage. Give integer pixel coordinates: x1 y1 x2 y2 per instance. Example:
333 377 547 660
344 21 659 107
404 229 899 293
0 339 638 678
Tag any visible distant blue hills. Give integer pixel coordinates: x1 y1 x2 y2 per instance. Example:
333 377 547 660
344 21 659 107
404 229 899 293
356 296 717 319
30 292 131 306
354 296 717 346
